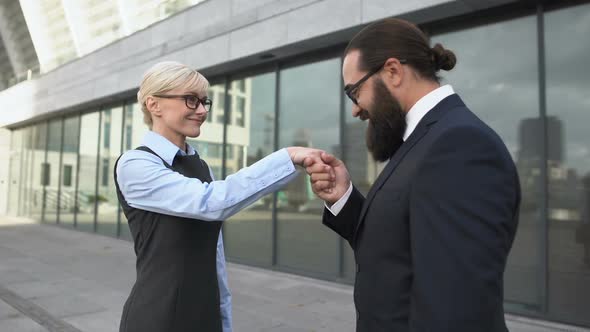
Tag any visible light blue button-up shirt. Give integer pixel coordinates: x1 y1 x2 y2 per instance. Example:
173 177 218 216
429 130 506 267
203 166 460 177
116 131 298 332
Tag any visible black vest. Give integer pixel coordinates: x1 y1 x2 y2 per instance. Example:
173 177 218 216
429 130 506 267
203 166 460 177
114 146 222 332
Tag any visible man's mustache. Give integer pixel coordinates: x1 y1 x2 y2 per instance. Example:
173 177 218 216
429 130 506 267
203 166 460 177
358 109 370 121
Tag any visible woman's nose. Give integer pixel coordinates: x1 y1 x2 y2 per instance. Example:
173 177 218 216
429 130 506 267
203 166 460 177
195 103 208 115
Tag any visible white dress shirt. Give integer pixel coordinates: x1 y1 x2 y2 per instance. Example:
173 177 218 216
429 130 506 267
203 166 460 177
327 85 455 215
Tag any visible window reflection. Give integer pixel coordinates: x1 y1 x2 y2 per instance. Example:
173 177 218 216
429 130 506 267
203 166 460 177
209 83 226 126
19 127 33 217
119 102 149 241
432 16 542 309
77 112 100 232
546 3 590 326
44 119 63 223
277 58 341 276
97 107 124 237
8 129 24 216
224 73 275 266
59 116 80 227
27 124 47 221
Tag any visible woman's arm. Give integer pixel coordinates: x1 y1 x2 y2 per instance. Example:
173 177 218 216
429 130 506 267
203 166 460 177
116 147 326 221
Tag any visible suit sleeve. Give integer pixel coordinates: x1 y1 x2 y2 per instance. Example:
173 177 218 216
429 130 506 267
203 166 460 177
322 185 365 249
409 126 519 331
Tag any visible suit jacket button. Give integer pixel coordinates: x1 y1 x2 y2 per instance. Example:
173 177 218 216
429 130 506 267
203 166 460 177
356 264 360 272
356 310 360 320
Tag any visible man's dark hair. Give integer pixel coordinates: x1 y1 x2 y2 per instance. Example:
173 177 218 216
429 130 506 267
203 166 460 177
345 18 457 82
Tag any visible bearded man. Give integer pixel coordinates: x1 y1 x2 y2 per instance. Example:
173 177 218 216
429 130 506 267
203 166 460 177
306 18 521 332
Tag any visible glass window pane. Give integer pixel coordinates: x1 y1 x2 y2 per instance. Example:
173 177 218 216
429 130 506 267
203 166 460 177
63 166 72 187
19 127 33 217
119 102 149 241
41 163 50 186
433 16 542 310
230 80 247 127
187 83 226 180
546 3 590 326
77 112 100 232
59 116 80 227
224 72 275 266
277 58 341 276
28 124 47 221
97 107 123 237
8 129 24 216
44 119 62 223
209 83 226 126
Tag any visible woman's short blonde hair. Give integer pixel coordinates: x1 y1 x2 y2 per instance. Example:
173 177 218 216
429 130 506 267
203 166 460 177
137 61 209 129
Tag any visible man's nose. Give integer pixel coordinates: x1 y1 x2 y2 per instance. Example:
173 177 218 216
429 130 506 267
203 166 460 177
351 103 362 118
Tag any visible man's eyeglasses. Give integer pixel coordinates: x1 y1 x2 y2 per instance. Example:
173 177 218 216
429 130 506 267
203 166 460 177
153 94 212 112
344 59 407 105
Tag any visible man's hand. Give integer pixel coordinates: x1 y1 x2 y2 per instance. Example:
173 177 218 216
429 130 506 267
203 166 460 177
287 147 336 196
304 152 350 205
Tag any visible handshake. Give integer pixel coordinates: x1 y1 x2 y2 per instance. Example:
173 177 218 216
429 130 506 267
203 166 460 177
286 147 350 205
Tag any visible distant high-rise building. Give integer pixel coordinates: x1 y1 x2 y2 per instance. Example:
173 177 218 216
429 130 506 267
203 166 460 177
517 115 581 221
518 115 564 164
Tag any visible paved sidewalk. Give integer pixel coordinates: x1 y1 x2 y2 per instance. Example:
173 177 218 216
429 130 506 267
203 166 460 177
0 216 587 332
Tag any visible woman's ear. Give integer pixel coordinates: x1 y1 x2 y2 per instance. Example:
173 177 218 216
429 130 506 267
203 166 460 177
146 96 162 117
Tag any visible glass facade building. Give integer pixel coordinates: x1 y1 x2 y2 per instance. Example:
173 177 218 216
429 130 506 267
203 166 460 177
2 0 590 328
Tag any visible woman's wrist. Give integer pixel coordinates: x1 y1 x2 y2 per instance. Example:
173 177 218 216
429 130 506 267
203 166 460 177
286 147 300 165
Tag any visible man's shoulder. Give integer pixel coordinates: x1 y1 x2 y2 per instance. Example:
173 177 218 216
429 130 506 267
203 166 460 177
424 111 515 173
433 106 503 145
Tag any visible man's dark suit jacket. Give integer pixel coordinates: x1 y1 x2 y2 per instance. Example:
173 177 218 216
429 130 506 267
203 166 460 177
324 94 520 332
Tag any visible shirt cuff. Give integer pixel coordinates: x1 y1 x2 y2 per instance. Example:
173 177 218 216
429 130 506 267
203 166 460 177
277 148 297 170
325 182 353 216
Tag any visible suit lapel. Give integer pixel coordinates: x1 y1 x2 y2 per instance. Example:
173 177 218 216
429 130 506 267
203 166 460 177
353 94 465 242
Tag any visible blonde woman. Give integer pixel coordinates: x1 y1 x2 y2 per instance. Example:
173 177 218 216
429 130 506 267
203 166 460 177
114 61 333 332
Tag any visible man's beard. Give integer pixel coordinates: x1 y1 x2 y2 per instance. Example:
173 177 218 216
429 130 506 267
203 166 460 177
365 78 407 162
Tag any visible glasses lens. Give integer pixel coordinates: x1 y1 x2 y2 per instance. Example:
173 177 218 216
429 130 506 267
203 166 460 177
202 99 212 112
346 90 358 105
185 95 199 109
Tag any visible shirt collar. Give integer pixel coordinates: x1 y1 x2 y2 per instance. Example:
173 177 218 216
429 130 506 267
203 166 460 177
403 84 455 141
141 131 197 165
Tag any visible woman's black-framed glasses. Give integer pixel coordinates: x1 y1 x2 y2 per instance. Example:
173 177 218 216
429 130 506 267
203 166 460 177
153 94 212 112
344 59 407 105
